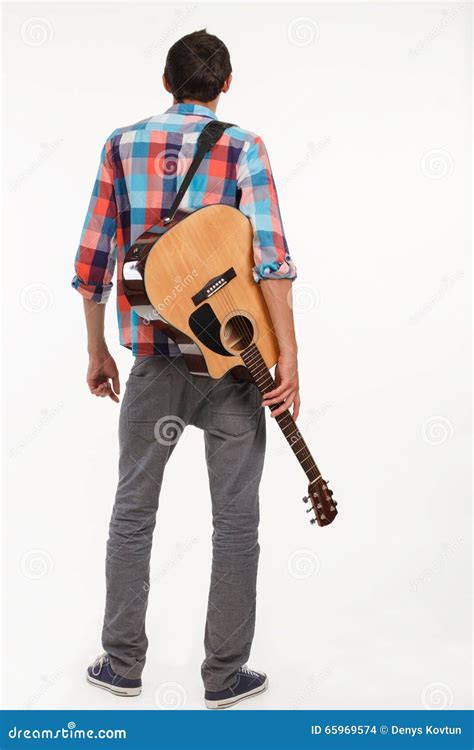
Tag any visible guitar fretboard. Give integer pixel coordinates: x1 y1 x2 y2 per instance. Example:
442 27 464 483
241 344 321 485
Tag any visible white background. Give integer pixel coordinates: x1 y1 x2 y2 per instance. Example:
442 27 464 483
2 1 471 711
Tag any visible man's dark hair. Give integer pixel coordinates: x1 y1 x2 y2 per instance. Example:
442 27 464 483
164 29 232 103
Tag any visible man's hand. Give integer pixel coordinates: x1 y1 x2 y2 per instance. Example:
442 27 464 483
87 347 120 403
261 354 300 420
82 299 120 403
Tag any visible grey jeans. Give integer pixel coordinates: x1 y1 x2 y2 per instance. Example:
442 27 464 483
101 355 266 691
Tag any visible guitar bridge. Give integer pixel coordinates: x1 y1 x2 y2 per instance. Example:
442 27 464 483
192 267 236 306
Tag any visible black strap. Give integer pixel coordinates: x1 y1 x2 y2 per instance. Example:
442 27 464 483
164 120 234 223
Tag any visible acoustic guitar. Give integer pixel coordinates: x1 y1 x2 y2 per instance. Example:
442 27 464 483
123 204 337 527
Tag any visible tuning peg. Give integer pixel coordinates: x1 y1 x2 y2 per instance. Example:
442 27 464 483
328 489 334 497
310 518 316 525
302 496 309 503
306 507 313 514
333 499 338 506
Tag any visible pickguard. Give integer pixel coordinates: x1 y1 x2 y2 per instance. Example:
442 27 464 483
188 304 231 357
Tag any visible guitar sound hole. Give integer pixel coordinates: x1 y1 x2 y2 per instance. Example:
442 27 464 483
222 315 254 353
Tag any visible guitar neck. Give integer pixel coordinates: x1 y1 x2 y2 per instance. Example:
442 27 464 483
240 344 322 485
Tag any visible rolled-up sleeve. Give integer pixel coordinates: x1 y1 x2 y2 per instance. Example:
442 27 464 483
237 135 297 283
72 139 117 303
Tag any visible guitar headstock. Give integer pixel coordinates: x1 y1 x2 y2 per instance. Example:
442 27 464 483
303 477 338 527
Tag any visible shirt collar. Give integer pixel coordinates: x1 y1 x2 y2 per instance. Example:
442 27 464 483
164 103 217 120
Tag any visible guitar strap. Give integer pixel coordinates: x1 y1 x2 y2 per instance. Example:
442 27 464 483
163 119 235 223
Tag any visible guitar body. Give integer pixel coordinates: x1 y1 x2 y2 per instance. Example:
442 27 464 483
146 205 278 378
123 204 338 527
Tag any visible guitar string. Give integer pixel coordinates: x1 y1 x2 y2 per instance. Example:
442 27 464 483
214 283 317 476
214 282 319 484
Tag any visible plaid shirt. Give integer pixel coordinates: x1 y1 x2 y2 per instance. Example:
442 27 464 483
72 103 296 356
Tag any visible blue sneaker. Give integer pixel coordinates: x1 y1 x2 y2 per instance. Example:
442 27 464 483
86 653 142 697
205 665 268 709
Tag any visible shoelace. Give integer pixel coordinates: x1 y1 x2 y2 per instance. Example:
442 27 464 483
91 653 109 677
240 665 260 678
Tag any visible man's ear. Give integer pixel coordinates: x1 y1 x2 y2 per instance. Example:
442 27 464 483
162 74 172 94
222 73 232 94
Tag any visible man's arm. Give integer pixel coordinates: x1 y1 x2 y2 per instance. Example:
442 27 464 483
236 134 299 419
83 299 120 403
260 280 300 420
72 137 120 402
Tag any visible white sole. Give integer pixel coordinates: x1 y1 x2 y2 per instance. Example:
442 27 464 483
205 677 268 709
86 673 142 697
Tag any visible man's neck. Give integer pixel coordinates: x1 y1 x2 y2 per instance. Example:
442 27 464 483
174 98 218 113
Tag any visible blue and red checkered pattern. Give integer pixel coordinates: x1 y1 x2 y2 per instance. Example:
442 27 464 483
72 103 296 356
